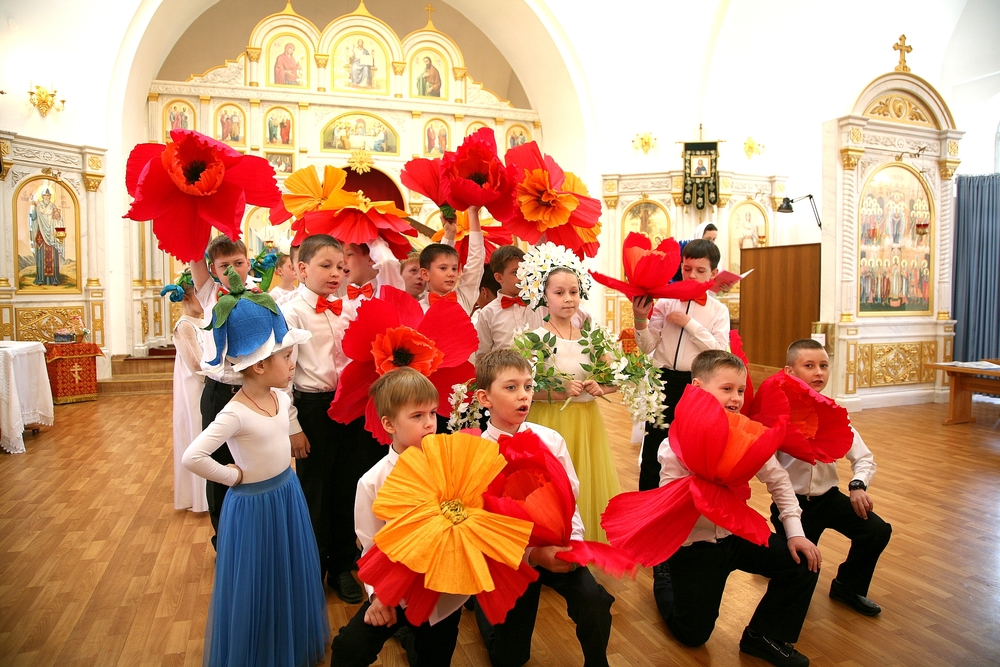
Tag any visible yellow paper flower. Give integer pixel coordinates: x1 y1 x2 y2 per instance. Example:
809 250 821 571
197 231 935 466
372 433 534 595
282 165 363 220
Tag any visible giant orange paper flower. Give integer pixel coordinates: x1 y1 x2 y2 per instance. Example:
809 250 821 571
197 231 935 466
602 386 786 566
124 129 286 261
747 371 853 464
502 142 600 258
565 172 602 258
282 164 362 222
431 211 514 267
371 326 444 376
590 232 711 302
373 433 533 594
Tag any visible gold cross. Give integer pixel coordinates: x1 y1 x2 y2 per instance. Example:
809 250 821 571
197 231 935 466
893 35 912 73
424 3 435 21
70 362 83 384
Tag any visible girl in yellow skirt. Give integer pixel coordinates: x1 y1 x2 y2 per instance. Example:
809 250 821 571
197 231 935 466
516 243 620 543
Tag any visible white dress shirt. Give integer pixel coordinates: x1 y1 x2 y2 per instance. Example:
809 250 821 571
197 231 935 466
475 299 592 360
268 285 298 307
341 237 408 308
481 420 586 543
635 296 730 371
776 426 877 497
657 438 804 546
355 447 468 625
195 279 243 386
419 231 484 314
280 286 357 431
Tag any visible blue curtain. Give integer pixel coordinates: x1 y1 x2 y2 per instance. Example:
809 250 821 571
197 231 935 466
953 174 1000 361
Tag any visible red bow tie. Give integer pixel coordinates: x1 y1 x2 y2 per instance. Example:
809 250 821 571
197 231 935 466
691 293 708 306
497 427 532 443
315 297 343 316
347 283 375 300
429 291 458 305
501 295 527 309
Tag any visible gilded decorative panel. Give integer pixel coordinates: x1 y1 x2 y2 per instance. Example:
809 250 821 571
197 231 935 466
857 344 872 388
845 341 857 394
15 306 86 342
920 341 937 383
617 296 634 332
141 302 149 340
855 340 939 388
863 92 937 129
0 304 13 340
171 302 183 332
153 299 163 338
90 300 104 347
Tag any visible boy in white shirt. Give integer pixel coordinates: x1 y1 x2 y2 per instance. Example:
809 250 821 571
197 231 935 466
267 253 298 306
418 207 484 314
772 339 891 616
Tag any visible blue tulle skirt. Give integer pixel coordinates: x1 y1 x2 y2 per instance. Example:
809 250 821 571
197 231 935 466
205 467 330 667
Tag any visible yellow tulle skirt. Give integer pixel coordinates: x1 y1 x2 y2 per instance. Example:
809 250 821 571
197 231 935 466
528 400 620 543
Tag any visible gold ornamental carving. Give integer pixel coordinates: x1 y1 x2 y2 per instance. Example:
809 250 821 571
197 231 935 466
532 120 541 129
411 110 422 118
938 159 960 180
920 341 938 383
245 47 261 63
409 201 423 216
845 341 858 394
850 127 863 144
314 54 330 69
864 93 934 128
840 147 864 170
0 163 9 182
770 196 783 211
603 196 618 209
347 150 374 174
936 311 950 320
0 278 11 287
15 306 86 342
0 140 9 157
603 180 617 193
494 117 505 126
452 67 467 81
893 35 912 73
716 194 730 208
83 173 104 192
853 340 940 388
840 312 855 323
856 344 871 388
170 302 182 331
672 193 685 207
141 302 149 340
147 92 159 102
87 156 102 170
947 141 959 156
391 61 405 75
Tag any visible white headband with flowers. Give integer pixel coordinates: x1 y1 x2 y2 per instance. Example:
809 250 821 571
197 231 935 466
516 241 592 309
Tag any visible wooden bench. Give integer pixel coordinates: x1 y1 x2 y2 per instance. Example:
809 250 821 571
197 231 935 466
925 362 1000 425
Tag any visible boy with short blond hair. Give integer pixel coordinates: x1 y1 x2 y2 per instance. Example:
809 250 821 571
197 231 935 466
473 349 615 667
773 339 891 616
399 252 425 299
268 253 298 305
654 349 820 667
330 368 464 667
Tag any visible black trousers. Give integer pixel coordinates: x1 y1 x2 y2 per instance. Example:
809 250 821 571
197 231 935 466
330 602 462 667
656 533 818 647
771 487 891 596
200 378 240 544
638 368 692 491
296 393 387 577
475 566 615 667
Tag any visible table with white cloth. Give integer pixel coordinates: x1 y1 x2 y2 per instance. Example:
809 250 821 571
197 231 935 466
0 341 55 454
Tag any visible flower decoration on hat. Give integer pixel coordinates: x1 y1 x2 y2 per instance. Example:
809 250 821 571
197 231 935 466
602 385 786 566
328 286 478 443
515 242 592 310
159 269 194 303
502 142 601 259
204 266 311 373
589 232 711 302
250 247 280 292
484 429 638 578
357 432 537 625
440 127 516 222
747 371 853 464
124 129 287 262
431 210 513 268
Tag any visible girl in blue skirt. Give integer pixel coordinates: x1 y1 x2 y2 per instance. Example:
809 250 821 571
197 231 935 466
183 268 329 667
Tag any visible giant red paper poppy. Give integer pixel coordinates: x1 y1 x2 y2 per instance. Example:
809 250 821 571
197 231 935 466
601 385 786 566
589 232 712 302
328 286 477 443
484 430 638 578
401 156 456 222
729 330 755 415
124 129 286 261
431 210 514 267
502 142 600 258
747 371 853 464
441 128 516 222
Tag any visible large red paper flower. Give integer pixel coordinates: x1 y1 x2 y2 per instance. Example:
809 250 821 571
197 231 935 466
484 430 637 577
431 211 514 267
124 129 285 261
589 232 711 302
328 286 477 443
502 142 600 258
441 128 516 222
601 386 786 566
747 372 853 464
401 156 456 221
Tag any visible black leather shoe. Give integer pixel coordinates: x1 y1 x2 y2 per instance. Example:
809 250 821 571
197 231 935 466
830 578 881 616
332 570 364 604
739 628 809 667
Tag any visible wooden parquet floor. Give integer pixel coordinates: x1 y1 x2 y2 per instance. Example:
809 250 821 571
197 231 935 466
1 394 999 666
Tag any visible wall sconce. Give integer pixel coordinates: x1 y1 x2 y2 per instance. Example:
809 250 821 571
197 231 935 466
28 84 65 117
632 133 656 154
777 194 822 229
744 137 764 159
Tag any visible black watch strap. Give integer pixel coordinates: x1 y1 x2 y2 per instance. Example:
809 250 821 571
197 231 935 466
848 480 866 491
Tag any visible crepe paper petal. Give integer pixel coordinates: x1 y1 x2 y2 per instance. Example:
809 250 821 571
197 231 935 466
442 128 517 220
601 480 702 567
357 546 441 626
690 478 773 546
125 143 165 196
282 165 349 221
425 363 476 416
372 326 445 377
196 179 246 240
401 157 451 208
589 232 713 301
363 397 392 445
475 559 540 625
149 197 204 261
748 372 853 464
372 433 533 596
667 386 732 478
224 156 284 209
417 300 478 367
728 330 755 414
376 285 424 328
558 540 639 579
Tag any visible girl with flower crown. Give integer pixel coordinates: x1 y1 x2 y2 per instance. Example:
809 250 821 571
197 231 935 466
517 244 621 543
182 269 328 667
161 271 207 513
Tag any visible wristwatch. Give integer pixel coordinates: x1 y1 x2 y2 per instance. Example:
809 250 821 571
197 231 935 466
848 480 866 491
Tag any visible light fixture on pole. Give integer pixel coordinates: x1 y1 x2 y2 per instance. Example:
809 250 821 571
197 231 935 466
777 194 822 229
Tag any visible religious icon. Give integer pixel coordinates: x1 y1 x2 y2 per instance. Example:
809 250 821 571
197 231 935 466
411 50 446 98
162 100 195 142
268 34 308 87
332 33 388 94
465 122 490 138
321 113 398 154
505 125 531 149
621 200 671 250
423 119 450 156
216 104 246 145
857 164 933 315
683 142 719 209
264 106 294 147
728 201 768 275
13 176 81 293
264 152 293 176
